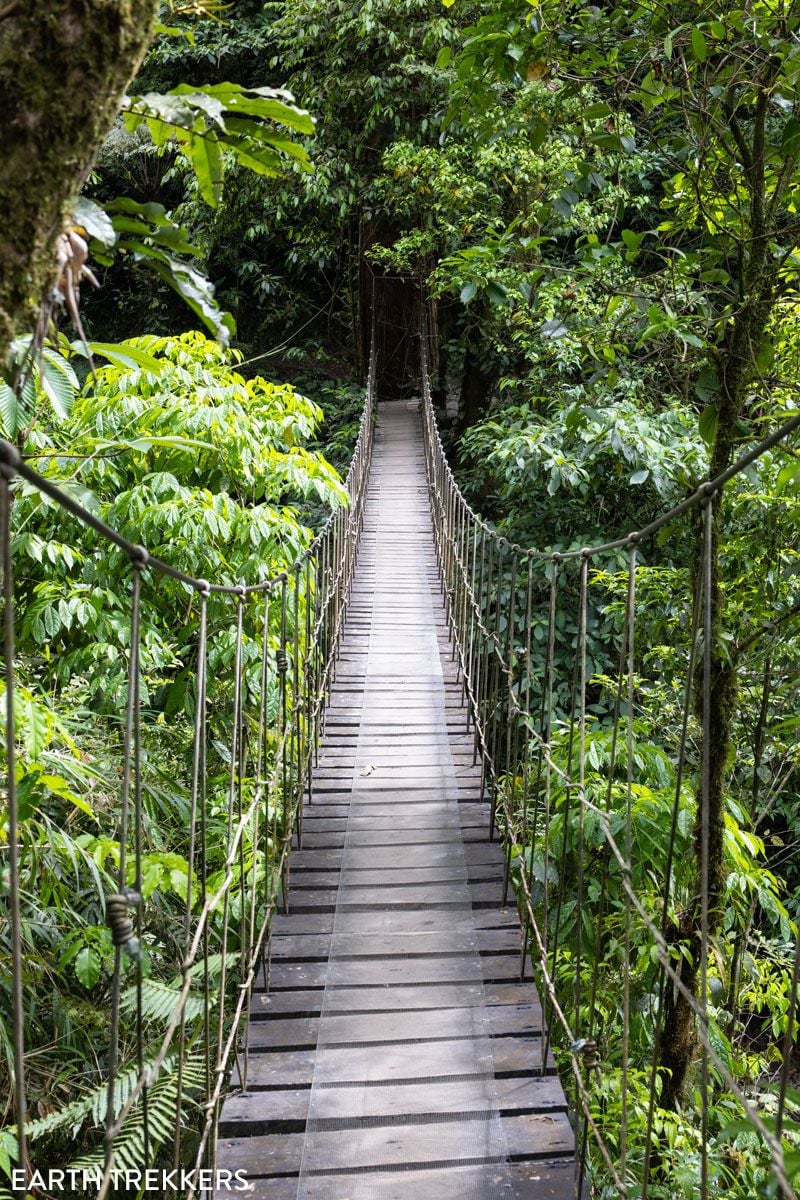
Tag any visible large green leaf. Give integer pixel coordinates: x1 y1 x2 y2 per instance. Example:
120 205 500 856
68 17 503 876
0 382 19 439
189 130 226 206
40 349 79 421
140 250 236 345
75 945 101 989
73 196 117 249
76 341 166 374
121 82 315 208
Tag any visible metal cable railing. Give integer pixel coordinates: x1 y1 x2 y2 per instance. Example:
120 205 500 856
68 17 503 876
0 343 376 1197
419 326 800 1200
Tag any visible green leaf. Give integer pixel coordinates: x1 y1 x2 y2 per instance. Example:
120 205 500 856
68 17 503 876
486 281 508 305
541 318 568 338
0 383 19 439
142 254 236 345
436 46 453 68
73 341 166 374
189 132 225 207
783 116 800 155
583 102 611 119
691 28 707 62
460 281 478 304
621 228 645 252
699 404 718 446
630 469 650 485
777 462 800 493
39 349 78 420
73 197 117 249
75 945 101 989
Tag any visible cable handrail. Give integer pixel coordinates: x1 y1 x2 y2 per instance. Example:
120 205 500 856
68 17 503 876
0 338 377 1197
419 337 800 561
419 322 800 1200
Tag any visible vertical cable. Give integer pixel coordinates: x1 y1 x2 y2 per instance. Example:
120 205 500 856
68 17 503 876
243 586 271 1092
211 590 244 1164
501 552 518 904
293 564 303 850
620 544 637 1183
488 541 506 836
0 456 27 1194
278 579 290 913
642 551 704 1199
699 498 713 1200
132 554 148 1167
174 582 209 1178
104 549 145 1174
574 554 589 1139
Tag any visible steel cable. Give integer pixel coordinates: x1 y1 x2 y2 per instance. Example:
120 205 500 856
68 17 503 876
0 339 376 1195
418 326 799 1200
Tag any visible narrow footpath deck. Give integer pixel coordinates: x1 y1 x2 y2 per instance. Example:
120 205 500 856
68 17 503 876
216 399 576 1198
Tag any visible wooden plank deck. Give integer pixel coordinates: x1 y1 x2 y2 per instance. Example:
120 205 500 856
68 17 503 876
216 400 576 1198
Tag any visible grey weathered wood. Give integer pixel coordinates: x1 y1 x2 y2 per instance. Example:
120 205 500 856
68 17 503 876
217 1112 575 1175
215 1161 576 1200
243 1035 555 1089
252 982 550 1018
216 400 574 1197
219 1074 568 1131
246 1003 543 1049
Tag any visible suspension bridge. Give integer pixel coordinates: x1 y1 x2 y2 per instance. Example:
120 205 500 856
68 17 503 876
1 320 799 1199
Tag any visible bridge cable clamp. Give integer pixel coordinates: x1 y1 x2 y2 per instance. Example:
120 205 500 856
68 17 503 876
130 544 149 570
105 890 142 959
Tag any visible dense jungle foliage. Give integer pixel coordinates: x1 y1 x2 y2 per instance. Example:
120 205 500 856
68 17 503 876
1 0 800 1196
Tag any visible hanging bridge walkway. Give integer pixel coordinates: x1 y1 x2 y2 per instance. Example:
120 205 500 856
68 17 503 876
2 324 799 1200
216 397 575 1197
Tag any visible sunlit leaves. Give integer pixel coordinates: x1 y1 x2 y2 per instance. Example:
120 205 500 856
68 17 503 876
77 197 235 345
121 83 314 207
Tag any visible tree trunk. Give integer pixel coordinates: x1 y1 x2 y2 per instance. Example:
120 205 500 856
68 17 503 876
457 316 494 439
0 0 158 359
657 284 771 1108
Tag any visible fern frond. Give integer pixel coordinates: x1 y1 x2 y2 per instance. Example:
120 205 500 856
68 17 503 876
70 1054 206 1175
121 979 209 1024
25 1054 183 1142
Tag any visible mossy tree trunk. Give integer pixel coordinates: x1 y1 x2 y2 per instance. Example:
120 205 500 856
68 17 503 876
0 0 158 361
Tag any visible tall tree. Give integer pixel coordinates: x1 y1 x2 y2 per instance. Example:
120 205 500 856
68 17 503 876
444 0 800 1110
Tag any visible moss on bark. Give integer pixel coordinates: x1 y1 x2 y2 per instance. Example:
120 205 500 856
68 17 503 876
0 0 158 359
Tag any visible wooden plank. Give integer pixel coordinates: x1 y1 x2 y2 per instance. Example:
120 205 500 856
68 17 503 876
215 1160 576 1200
216 1112 575 1177
270 906 521 936
242 1035 554 1089
280 880 506 910
247 1003 542 1048
288 862 501 887
269 927 521 959
267 953 531 990
288 841 505 870
219 1074 567 1132
255 981 539 1015
299 830 500 849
